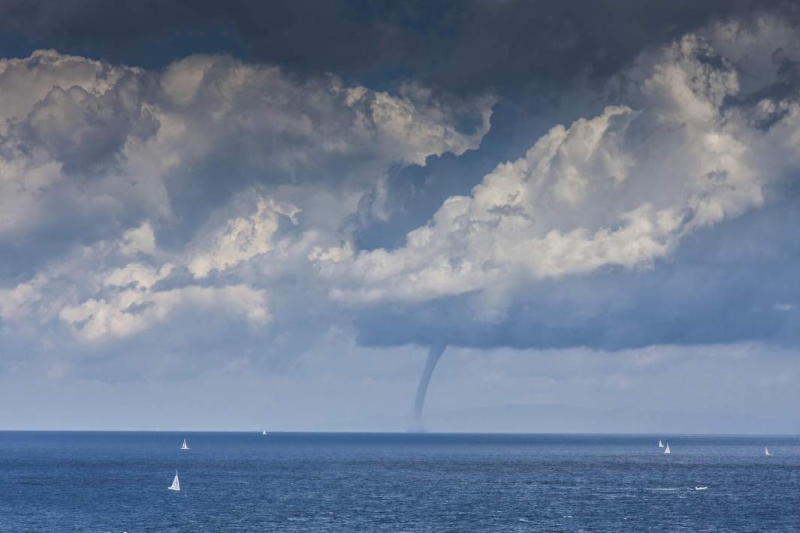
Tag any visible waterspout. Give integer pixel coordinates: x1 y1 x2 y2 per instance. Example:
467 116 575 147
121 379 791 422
410 342 447 431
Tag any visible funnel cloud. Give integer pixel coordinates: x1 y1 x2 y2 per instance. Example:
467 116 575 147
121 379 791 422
411 343 447 431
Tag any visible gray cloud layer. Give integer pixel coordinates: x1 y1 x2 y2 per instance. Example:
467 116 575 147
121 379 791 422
2 0 795 93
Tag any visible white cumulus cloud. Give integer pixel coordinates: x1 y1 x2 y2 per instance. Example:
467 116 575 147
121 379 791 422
317 35 778 306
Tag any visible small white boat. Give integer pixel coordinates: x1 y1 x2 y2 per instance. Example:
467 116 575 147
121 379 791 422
180 439 189 450
765 447 771 457
664 443 671 454
262 430 267 436
695 486 708 491
658 439 664 448
168 470 181 491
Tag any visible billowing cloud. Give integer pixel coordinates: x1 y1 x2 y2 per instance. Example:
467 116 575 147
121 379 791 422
59 284 269 344
317 34 788 313
1 9 800 392
0 50 493 256
1 220 267 339
0 48 493 378
187 198 300 277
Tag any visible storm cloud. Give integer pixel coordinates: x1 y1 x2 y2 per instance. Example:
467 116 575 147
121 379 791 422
1 0 794 93
0 0 799 431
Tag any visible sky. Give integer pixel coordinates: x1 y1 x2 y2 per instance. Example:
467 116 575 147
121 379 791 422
1 0 799 433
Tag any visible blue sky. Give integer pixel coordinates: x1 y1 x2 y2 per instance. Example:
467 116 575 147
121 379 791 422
0 0 799 432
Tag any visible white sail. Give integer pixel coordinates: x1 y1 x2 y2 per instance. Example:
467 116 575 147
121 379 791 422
181 439 189 450
168 471 181 491
664 444 671 454
262 430 267 436
658 439 664 448
765 447 770 456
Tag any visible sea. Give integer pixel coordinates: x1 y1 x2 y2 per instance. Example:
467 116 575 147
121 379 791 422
0 432 798 532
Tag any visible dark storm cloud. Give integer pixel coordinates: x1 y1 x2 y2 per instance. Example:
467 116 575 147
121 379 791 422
1 0 794 94
0 0 421 72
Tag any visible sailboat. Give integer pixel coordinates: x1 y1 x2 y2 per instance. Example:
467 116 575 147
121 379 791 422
664 443 671 454
168 470 181 491
181 439 189 450
658 439 664 448
262 430 267 436
765 447 771 457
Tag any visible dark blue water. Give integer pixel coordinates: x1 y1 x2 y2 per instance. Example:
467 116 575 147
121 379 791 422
1 432 798 532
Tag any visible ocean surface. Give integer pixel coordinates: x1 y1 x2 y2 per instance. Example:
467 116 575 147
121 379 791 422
0 432 798 532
